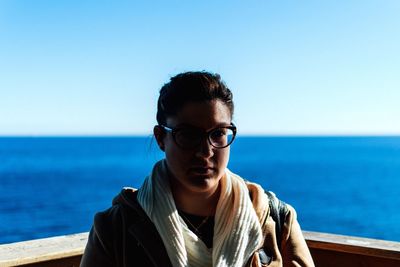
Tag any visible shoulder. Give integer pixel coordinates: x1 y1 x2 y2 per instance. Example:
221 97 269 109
245 180 290 219
245 181 314 265
94 187 142 234
81 203 125 267
81 188 148 267
93 205 123 238
88 196 130 256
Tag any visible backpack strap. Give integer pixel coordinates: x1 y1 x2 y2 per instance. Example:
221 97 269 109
248 191 289 266
265 191 289 251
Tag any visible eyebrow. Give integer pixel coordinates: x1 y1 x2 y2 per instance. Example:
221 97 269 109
173 122 232 129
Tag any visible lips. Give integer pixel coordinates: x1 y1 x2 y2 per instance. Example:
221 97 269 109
189 166 214 175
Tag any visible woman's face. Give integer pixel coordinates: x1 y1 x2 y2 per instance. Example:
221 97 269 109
157 100 232 195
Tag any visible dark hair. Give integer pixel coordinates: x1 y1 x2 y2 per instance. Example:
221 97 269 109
156 71 234 125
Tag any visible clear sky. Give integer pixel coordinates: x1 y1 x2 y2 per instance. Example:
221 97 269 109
1 0 399 136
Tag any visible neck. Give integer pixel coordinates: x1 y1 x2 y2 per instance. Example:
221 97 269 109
170 180 221 217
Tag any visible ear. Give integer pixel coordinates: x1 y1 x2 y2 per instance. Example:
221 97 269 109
153 125 165 151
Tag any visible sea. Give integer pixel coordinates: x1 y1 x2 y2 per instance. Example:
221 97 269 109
1 136 400 244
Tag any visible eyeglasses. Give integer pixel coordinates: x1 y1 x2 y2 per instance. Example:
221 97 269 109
160 123 237 149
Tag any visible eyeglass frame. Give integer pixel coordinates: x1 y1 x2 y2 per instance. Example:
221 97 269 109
159 123 237 149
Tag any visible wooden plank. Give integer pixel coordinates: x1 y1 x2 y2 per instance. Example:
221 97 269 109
309 247 400 267
0 233 88 267
303 231 400 260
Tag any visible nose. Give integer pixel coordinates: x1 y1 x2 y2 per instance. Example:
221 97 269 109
195 137 214 159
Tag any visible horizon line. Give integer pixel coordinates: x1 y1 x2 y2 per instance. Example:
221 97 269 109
1 134 400 138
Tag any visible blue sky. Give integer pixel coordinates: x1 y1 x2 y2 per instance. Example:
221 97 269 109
1 0 399 136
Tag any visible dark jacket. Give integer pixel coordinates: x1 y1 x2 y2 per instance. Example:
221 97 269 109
80 188 173 267
80 187 314 267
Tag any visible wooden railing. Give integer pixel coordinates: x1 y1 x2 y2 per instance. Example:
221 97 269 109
1 231 400 267
0 233 87 267
304 232 400 267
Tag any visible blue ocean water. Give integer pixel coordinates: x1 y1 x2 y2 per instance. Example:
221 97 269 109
0 136 399 244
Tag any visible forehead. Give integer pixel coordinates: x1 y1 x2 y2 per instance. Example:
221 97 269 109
166 100 232 130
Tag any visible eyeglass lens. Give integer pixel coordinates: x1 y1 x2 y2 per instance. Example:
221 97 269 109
174 127 235 148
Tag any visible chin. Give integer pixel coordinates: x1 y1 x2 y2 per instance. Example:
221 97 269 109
186 175 220 193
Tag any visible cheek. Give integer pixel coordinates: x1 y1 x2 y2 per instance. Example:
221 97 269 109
216 148 230 169
165 145 191 173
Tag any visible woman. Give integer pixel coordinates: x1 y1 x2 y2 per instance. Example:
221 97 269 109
80 71 315 267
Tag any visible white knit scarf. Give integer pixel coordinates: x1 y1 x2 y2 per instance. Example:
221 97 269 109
137 160 263 267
